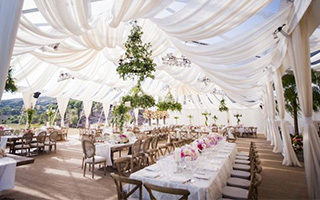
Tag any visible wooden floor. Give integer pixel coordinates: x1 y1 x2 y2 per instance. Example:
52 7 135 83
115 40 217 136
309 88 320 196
0 133 309 200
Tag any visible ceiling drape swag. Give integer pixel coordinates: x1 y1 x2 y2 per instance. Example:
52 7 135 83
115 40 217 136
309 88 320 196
274 69 301 166
82 100 92 128
57 97 69 127
288 2 320 196
0 0 24 102
22 92 37 109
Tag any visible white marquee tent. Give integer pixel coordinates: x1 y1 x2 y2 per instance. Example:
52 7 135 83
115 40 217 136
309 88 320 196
0 0 320 198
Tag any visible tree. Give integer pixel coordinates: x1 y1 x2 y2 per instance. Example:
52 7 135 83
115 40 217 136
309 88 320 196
282 69 320 135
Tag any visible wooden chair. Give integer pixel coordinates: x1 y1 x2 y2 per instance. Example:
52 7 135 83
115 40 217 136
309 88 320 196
144 182 190 200
82 139 106 179
123 139 143 173
110 173 142 200
141 137 153 167
13 131 33 156
30 131 46 154
114 157 131 177
60 127 68 140
147 136 159 164
45 131 58 152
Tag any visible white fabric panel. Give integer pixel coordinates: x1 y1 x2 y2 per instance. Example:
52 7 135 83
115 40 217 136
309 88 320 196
102 102 111 127
289 7 320 197
274 69 301 166
34 0 96 35
83 100 92 128
0 0 24 102
57 97 69 127
266 82 282 153
22 92 37 109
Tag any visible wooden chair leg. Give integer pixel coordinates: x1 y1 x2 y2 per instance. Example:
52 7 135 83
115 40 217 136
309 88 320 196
83 163 87 177
104 162 106 176
92 164 95 179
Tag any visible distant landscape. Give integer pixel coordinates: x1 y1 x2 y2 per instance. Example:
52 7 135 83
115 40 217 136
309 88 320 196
0 96 111 128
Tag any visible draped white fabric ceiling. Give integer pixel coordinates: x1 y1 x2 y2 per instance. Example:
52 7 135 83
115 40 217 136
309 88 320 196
9 0 320 109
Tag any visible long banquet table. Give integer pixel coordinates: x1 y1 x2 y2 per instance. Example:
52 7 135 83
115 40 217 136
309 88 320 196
130 141 237 200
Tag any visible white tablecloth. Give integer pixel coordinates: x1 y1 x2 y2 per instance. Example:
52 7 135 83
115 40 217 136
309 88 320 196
0 157 17 191
95 142 134 166
130 141 237 200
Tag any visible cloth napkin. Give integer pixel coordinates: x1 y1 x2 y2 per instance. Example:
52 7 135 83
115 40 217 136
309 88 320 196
200 165 219 172
209 160 222 165
194 173 211 180
145 165 161 172
142 171 160 178
170 175 191 183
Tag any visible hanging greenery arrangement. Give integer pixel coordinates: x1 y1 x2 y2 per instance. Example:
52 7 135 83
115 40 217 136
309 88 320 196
156 92 182 112
5 66 18 93
219 98 229 112
117 21 156 87
121 86 155 109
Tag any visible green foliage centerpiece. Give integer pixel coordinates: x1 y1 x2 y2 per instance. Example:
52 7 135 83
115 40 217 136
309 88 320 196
46 106 56 126
212 115 218 124
234 113 242 125
219 98 229 112
25 106 36 128
187 115 193 125
202 111 211 126
112 103 131 133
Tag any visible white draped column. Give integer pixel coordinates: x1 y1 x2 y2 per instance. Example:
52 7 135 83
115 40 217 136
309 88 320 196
83 100 92 128
0 0 24 102
102 102 111 127
134 109 139 126
288 3 320 197
56 97 69 127
266 82 282 153
274 69 301 166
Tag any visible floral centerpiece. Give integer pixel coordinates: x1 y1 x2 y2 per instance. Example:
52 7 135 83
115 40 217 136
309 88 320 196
291 135 303 153
180 145 198 161
112 134 129 144
193 139 206 151
0 125 4 131
25 106 36 128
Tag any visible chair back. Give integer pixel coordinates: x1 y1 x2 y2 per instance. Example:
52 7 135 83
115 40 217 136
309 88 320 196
37 131 47 143
49 131 58 142
144 182 190 200
142 137 153 153
110 173 142 200
22 131 34 145
150 136 159 149
82 139 95 159
132 139 142 156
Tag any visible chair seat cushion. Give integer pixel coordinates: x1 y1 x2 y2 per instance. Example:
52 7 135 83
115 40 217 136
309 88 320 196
222 186 248 199
227 177 251 189
233 164 250 171
14 144 30 149
235 159 250 165
30 143 45 147
235 155 249 160
230 170 251 179
237 152 249 156
85 155 107 163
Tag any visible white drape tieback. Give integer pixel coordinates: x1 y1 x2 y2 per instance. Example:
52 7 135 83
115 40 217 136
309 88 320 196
303 117 313 125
